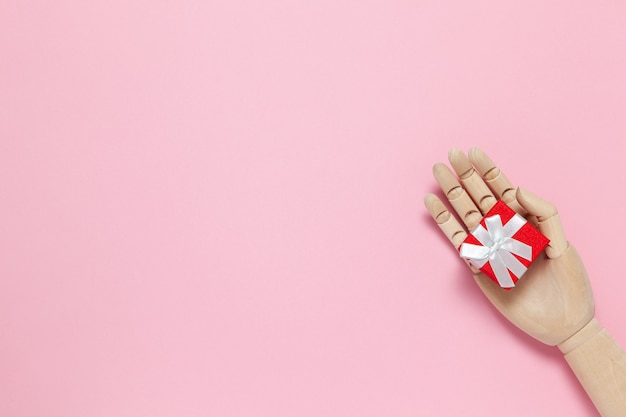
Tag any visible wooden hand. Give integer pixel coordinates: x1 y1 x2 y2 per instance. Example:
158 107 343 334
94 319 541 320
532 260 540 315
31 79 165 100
424 147 593 345
425 148 626 416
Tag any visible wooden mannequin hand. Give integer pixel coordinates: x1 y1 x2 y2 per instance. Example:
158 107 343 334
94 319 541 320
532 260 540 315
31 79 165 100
425 148 626 416
424 148 594 345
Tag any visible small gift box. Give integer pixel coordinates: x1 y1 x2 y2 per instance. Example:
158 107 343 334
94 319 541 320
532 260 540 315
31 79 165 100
459 200 549 289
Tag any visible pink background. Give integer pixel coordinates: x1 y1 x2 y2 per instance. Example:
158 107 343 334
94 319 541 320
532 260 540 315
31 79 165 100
1 1 625 416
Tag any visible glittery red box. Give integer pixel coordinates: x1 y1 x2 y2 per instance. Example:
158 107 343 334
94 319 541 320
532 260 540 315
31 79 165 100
458 200 550 289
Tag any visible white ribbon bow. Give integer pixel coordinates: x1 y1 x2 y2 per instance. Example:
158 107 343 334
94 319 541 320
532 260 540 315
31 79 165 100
460 213 532 288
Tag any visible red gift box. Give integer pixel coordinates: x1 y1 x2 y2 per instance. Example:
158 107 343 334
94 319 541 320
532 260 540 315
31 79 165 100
459 200 549 289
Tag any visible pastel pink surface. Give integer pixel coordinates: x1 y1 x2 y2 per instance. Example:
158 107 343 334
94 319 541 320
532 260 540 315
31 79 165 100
1 1 625 416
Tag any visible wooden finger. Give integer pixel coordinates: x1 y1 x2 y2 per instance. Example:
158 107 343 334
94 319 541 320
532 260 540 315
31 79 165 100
424 193 468 248
432 163 482 230
516 187 568 258
448 148 497 215
468 147 526 215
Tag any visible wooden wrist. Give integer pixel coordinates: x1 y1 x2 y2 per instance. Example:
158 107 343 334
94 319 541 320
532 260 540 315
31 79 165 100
557 317 603 355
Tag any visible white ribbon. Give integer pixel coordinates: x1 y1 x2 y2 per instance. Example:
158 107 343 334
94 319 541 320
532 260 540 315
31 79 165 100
460 213 532 288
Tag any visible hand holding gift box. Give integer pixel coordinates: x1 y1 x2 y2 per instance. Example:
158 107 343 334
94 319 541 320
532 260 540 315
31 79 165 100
424 148 626 416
